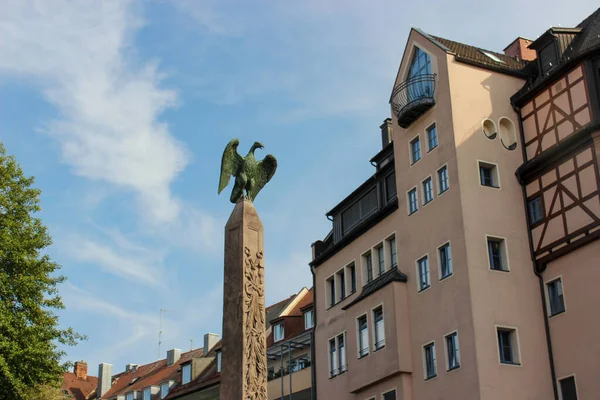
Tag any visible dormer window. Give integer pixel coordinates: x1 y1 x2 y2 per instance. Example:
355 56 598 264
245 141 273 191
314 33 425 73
539 42 558 74
274 323 284 342
182 363 191 384
160 382 170 399
304 309 314 330
216 350 222 372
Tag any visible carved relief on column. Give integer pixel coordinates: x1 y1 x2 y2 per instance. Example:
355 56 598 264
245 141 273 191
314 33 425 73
243 247 267 400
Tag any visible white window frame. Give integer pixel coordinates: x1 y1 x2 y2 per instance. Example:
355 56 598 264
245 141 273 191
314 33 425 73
426 122 438 153
216 350 222 372
485 235 510 272
325 275 336 308
409 133 422 165
416 254 430 292
125 392 135 400
345 260 357 294
375 242 385 276
274 322 285 342
557 374 579 400
362 250 374 285
437 241 453 280
443 330 460 371
142 388 151 400
495 325 522 366
356 313 369 358
335 266 346 301
372 304 385 350
337 331 347 374
381 388 398 400
422 341 437 380
160 382 170 399
386 233 398 268
304 309 314 329
436 164 450 195
545 276 567 317
422 175 434 206
328 336 338 378
477 160 501 189
407 186 419 215
181 363 192 384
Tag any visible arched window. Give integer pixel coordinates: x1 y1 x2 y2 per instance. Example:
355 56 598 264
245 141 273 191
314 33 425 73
482 119 497 139
407 47 432 101
499 118 517 150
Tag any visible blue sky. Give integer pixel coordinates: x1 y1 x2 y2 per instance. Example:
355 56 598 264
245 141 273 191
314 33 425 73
1 0 597 373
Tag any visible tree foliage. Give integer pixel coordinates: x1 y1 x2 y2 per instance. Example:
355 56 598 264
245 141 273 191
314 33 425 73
0 142 84 400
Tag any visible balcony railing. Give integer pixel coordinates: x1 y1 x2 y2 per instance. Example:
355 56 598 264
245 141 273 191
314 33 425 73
390 74 436 128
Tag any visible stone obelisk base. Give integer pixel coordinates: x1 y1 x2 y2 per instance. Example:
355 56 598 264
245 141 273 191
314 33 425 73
221 199 267 400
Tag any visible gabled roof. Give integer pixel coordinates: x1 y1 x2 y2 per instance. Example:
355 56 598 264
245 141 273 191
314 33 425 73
62 372 98 400
101 348 205 399
429 35 530 77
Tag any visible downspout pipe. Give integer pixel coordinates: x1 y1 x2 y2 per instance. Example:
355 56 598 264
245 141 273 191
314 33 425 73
310 265 317 400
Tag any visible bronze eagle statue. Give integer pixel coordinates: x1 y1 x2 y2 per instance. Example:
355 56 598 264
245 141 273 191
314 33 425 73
218 138 277 203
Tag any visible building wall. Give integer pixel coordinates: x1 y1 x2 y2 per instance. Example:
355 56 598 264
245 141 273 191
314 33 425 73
543 240 600 400
390 33 481 400
446 58 554 399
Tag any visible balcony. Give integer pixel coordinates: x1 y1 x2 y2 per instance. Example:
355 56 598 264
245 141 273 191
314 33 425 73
390 74 436 128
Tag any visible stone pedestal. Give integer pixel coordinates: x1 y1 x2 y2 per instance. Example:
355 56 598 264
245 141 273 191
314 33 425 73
221 199 267 400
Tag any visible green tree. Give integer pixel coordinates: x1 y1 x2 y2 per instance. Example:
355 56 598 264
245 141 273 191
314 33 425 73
0 142 84 400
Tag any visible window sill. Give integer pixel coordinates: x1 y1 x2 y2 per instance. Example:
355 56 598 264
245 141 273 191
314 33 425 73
500 361 521 366
549 309 566 318
418 285 431 293
489 268 510 273
438 187 449 196
329 373 338 379
439 273 453 282
358 352 369 360
481 184 501 189
411 159 421 166
374 344 386 352
426 146 438 154
423 199 433 206
424 374 437 381
447 365 461 372
408 210 418 216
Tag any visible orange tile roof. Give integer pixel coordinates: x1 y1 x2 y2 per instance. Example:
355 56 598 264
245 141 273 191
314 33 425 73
100 348 205 399
62 372 98 400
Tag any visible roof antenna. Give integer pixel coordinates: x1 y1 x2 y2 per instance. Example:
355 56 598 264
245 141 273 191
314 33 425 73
158 309 167 359
189 338 194 351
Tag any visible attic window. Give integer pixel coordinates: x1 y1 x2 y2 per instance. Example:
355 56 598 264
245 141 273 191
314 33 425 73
480 51 505 64
129 377 140 385
539 42 558 74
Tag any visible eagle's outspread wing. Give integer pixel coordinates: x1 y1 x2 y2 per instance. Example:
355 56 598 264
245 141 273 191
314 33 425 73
218 138 243 195
247 154 277 201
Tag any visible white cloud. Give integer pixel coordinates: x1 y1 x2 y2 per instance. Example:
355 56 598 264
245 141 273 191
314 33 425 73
61 234 166 289
0 0 188 223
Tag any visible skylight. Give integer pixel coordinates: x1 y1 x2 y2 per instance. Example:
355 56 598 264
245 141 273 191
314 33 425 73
480 50 506 64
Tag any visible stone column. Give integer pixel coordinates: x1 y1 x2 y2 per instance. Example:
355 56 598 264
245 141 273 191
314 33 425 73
221 198 267 400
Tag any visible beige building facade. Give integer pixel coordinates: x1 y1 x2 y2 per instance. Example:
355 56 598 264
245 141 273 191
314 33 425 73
311 8 600 400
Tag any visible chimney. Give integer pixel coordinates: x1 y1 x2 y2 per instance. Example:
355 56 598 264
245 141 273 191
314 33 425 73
96 363 113 398
504 37 537 61
125 363 139 373
380 118 393 148
74 361 88 380
203 333 220 356
167 349 181 366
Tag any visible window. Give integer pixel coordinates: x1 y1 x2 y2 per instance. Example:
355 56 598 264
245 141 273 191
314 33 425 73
126 393 134 400
559 376 578 400
143 388 151 400
160 383 169 399
528 196 544 224
383 390 397 400
480 50 505 64
437 165 449 193
373 306 385 350
329 338 337 377
182 363 191 384
348 263 356 293
410 136 421 164
274 323 284 342
439 243 452 279
422 177 433 205
327 276 335 306
358 315 369 358
427 123 438 151
423 342 437 379
487 237 508 271
417 256 430 291
389 236 397 267
216 350 222 372
408 188 418 214
365 252 373 283
385 172 397 200
445 332 460 370
479 161 499 188
547 278 565 316
407 47 433 102
377 245 385 275
539 42 557 74
304 309 314 329
337 269 346 299
497 327 520 365
337 333 346 373
341 187 378 235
